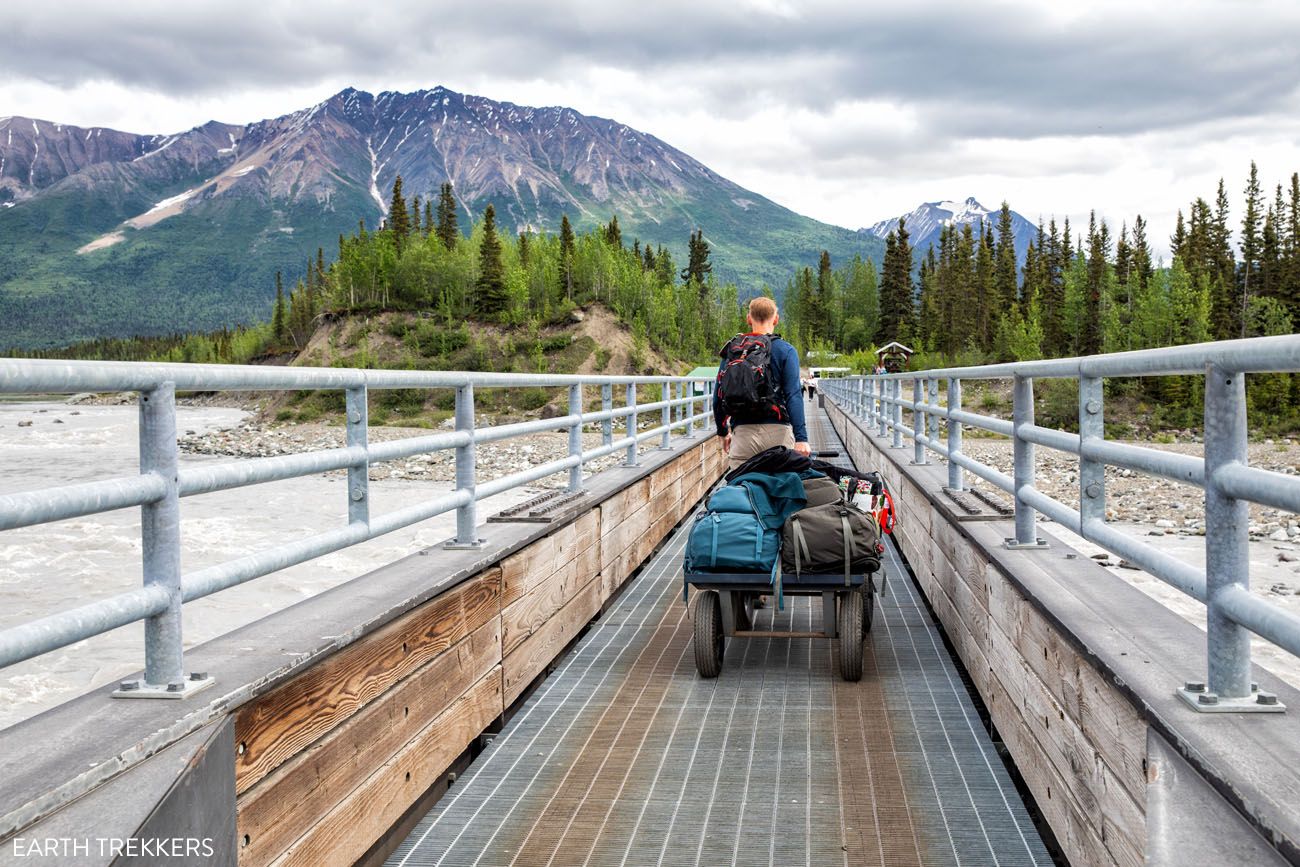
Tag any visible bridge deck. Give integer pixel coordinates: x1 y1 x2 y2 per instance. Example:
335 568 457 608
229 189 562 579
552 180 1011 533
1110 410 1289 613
385 407 1053 866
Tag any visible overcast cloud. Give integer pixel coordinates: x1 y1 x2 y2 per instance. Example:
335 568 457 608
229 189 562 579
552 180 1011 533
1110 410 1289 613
3 0 1298 259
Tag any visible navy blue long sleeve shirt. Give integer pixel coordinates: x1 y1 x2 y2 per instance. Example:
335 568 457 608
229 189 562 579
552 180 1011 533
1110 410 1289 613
713 334 808 443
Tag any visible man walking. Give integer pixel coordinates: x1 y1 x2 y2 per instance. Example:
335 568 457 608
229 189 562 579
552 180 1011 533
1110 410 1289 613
713 297 810 472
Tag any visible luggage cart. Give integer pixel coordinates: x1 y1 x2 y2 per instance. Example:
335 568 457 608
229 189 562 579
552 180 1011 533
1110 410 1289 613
684 568 878 681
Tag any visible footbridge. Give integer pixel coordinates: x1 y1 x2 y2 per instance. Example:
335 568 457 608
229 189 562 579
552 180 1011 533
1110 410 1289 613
0 338 1298 867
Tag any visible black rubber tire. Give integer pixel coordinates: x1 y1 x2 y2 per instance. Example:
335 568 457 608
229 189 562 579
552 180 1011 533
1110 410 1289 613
691 590 724 678
863 578 876 635
838 589 865 681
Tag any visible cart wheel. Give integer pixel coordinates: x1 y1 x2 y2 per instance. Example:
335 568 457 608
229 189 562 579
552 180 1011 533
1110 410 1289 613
838 589 864 682
691 590 724 678
863 579 876 635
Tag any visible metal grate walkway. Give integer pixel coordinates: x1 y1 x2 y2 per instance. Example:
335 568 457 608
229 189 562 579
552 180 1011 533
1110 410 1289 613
386 405 1052 866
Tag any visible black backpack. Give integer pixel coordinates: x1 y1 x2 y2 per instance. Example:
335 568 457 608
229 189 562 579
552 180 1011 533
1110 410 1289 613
716 333 785 423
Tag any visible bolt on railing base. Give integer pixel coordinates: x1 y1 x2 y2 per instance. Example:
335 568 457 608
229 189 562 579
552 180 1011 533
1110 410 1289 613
1003 537 1050 550
1177 681 1285 713
113 672 214 700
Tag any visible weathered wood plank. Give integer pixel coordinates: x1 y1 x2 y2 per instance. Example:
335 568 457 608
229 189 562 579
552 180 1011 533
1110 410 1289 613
502 575 603 706
266 669 503 867
234 569 500 793
502 551 599 656
648 458 683 498
236 619 501 865
600 478 650 539
500 535 557 609
1077 659 1150 807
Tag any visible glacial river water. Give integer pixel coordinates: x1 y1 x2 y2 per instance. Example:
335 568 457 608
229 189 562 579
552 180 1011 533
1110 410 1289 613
0 402 533 729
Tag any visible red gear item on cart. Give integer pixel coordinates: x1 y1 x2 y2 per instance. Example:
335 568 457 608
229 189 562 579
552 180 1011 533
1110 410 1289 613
876 489 896 535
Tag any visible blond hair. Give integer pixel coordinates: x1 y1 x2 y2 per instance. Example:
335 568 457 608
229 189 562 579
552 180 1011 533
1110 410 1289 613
748 296 778 324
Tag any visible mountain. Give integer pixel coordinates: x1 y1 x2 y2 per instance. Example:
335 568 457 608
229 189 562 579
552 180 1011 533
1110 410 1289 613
0 88 882 349
862 197 1038 266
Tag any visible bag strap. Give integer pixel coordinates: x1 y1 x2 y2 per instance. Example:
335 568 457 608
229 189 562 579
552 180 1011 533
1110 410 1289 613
771 558 784 611
792 518 809 578
841 510 852 587
710 513 720 566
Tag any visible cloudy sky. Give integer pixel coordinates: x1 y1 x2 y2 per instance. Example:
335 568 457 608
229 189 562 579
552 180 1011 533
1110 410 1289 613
3 0 1298 259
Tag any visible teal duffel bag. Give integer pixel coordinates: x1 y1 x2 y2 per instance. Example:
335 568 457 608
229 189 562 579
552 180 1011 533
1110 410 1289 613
684 484 780 573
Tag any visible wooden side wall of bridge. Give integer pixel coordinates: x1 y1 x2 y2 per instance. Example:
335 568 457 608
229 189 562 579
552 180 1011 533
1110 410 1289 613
824 397 1298 867
231 437 723 866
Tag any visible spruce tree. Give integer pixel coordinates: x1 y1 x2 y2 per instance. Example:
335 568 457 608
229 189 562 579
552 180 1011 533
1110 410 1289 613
974 224 995 345
411 195 421 233
1131 215 1153 290
436 182 459 250
1081 211 1109 355
1284 173 1300 321
1240 161 1263 338
604 215 622 248
1212 180 1238 338
792 266 815 350
1041 219 1067 356
388 176 410 254
993 202 1018 311
424 201 434 237
815 250 833 340
475 204 507 316
272 271 286 342
681 229 713 291
876 220 915 343
518 231 531 267
559 214 576 301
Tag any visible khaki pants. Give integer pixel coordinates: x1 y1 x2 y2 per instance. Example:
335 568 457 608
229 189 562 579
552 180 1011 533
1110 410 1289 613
727 423 795 472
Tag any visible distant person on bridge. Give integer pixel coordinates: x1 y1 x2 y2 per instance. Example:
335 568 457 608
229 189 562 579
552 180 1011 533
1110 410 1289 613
714 297 810 472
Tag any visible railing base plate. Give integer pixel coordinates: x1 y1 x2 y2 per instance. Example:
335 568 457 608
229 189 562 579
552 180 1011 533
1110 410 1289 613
1004 537 1050 550
112 674 214 700
444 539 485 550
1177 684 1285 713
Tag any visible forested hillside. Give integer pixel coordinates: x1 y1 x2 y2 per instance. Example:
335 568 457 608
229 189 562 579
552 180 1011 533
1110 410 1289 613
20 164 1298 432
778 165 1299 430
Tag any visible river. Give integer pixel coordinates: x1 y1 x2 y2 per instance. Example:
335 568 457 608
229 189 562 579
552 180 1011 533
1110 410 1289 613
0 401 533 729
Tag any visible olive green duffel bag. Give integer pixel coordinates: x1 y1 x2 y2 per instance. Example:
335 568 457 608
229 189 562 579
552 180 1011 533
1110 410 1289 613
781 499 881 584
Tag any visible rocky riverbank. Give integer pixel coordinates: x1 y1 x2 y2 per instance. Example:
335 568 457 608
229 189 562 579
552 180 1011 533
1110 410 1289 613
178 418 666 488
958 438 1300 542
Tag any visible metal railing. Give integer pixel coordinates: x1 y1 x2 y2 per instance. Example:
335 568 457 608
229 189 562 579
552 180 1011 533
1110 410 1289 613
822 335 1300 713
0 358 715 698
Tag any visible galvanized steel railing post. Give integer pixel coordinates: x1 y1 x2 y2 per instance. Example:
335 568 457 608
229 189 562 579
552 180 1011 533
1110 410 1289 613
625 383 639 467
346 386 369 526
569 384 584 492
682 381 696 438
660 382 672 449
1199 364 1254 703
601 384 613 447
116 383 211 699
891 380 903 449
928 378 939 445
448 383 481 548
912 379 927 464
1078 376 1105 527
1007 375 1046 549
877 378 887 437
947 378 963 491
